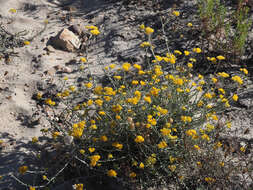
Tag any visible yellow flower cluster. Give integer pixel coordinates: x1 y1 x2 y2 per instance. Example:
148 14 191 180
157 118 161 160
90 155 101 167
86 25 100 35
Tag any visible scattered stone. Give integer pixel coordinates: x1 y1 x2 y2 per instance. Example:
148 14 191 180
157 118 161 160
61 66 72 73
45 45 55 53
51 28 81 52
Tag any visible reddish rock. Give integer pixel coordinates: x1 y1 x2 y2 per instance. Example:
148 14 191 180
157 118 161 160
51 28 81 52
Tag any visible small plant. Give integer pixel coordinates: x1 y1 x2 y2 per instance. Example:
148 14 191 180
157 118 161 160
198 0 252 63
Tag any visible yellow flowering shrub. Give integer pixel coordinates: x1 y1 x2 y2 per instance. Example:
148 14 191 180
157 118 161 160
17 16 251 190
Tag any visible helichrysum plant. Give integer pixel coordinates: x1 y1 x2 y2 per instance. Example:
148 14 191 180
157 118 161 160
10 21 251 190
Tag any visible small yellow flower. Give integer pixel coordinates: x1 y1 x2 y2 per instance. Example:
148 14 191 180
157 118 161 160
42 175 48 180
37 92 42 99
218 72 229 78
187 63 193 68
196 161 202 167
168 165 176 172
139 162 145 169
144 96 151 104
112 142 123 150
107 169 117 177
240 68 248 75
32 137 38 143
212 77 218 83
132 80 139 85
79 149 85 155
90 29 100 35
140 41 151 48
205 177 216 183
80 57 87 63
184 51 190 56
145 27 154 35
232 94 238 101
219 162 224 167
24 41 30 45
74 184 83 190
88 147 95 153
217 55 225 60
63 76 68 80
84 82 93 88
174 50 182 55
29 187 35 190
187 22 193 27
122 62 131 71
129 172 136 178
9 8 17 13
193 48 201 53
19 166 28 175
172 11 180 16
135 135 144 143
85 25 98 30
194 145 200 150
113 75 122 80
108 154 113 159
139 24 145 30
231 75 243 85
52 131 60 139
100 135 108 142
157 141 168 149
240 146 246 152
90 155 101 167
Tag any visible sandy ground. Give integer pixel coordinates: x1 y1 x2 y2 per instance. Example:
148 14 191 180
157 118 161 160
0 0 252 189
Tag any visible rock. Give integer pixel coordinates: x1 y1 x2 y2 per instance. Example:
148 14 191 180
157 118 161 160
45 45 55 53
61 66 72 73
51 28 81 52
68 24 83 36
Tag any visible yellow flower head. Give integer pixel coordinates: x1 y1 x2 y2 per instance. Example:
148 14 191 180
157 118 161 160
231 75 243 85
112 142 123 149
240 68 248 75
232 94 238 101
24 41 30 45
90 29 100 35
218 72 229 78
157 141 168 149
187 23 193 27
19 166 28 175
172 11 180 16
88 147 95 153
122 62 131 71
145 27 154 35
107 169 117 177
217 55 225 60
135 135 144 143
9 8 17 13
140 41 151 48
193 48 201 53
139 24 145 30
74 184 83 190
80 57 87 63
129 172 136 178
184 51 190 56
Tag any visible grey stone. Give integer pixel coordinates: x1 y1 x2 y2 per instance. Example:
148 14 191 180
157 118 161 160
51 28 81 52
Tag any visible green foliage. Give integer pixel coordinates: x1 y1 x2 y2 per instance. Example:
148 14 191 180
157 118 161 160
198 0 252 60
